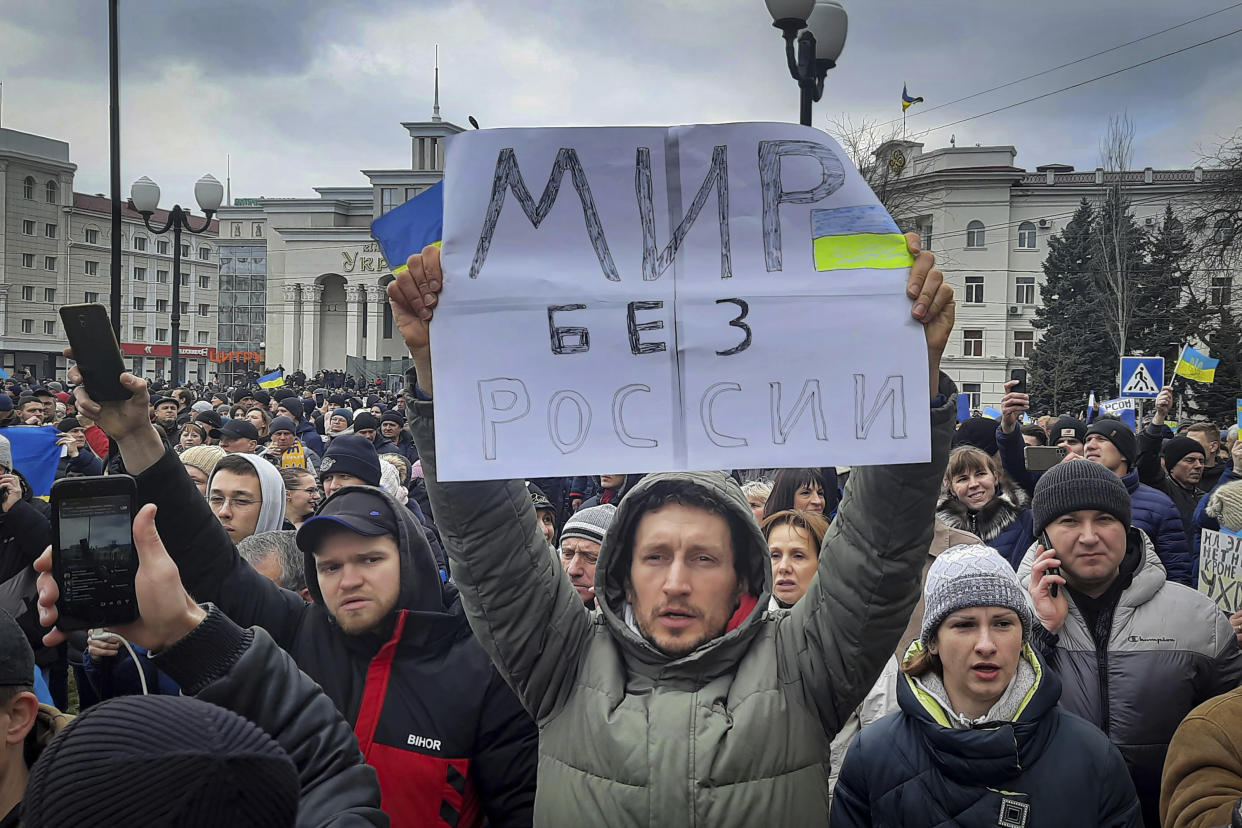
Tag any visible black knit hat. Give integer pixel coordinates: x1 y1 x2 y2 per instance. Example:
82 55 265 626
952 417 999 455
352 412 379 432
0 609 34 686
1049 417 1087 446
268 416 297 436
231 388 253 404
320 434 381 485
1032 459 1132 535
23 695 298 828
1163 436 1206 469
1085 419 1137 467
380 410 405 426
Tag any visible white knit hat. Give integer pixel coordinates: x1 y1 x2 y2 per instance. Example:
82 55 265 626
560 504 617 546
921 544 1034 644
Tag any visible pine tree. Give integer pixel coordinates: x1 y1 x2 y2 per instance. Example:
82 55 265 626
1187 306 1242 427
1028 199 1118 413
1131 204 1199 377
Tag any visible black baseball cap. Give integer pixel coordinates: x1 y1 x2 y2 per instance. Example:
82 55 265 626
209 419 260 442
297 490 399 552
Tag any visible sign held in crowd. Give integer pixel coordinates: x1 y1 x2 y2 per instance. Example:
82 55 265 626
1199 528 1242 613
431 123 931 480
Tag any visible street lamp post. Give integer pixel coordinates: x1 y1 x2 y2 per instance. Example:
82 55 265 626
766 0 848 127
130 173 223 386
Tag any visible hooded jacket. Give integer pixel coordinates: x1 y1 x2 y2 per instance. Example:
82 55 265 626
935 475 1033 569
831 643 1140 827
408 375 957 826
1017 530 1242 825
209 452 287 535
132 447 538 828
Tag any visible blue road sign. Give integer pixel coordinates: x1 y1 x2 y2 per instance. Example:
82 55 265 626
1119 356 1164 398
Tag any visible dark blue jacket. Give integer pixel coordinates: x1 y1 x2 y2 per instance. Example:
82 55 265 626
295 417 325 456
935 478 1033 570
831 648 1141 827
82 642 180 699
1121 467 1194 586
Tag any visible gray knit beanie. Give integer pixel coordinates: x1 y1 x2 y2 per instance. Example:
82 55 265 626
560 503 617 546
1031 458 1131 536
921 544 1034 644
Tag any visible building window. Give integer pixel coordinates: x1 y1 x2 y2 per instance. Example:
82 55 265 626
962 382 981 410
44 288 55 303
963 329 984 357
157 240 169 255
197 331 209 344
20 320 32 334
85 260 99 276
43 321 55 336
21 220 34 235
23 177 34 199
134 326 146 340
134 267 147 281
155 328 167 342
198 303 209 316
965 276 984 304
44 256 56 271
381 187 399 214
198 275 210 289
45 181 58 203
1014 330 1035 358
232 223 241 237
1016 276 1036 305
45 223 57 239
133 297 146 310
21 287 33 301
178 329 188 343
157 269 169 283
156 299 168 313
199 246 211 260
966 220 985 248
85 291 99 303
1211 276 1233 306
134 236 147 251
180 243 190 257
179 301 189 315
180 274 189 287
21 254 34 269
85 227 99 245
1017 221 1037 249
252 222 263 237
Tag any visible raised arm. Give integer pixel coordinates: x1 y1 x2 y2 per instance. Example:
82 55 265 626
395 247 592 722
1137 386 1174 487
996 380 1037 496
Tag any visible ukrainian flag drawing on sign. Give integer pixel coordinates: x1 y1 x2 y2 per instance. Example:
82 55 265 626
811 205 912 271
1175 345 1219 383
371 181 444 277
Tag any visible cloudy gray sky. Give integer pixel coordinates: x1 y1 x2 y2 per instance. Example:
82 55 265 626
2 0 1240 208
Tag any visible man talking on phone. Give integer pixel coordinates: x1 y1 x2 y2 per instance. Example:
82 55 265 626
66 353 537 828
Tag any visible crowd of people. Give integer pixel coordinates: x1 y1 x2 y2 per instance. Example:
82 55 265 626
0 234 1237 826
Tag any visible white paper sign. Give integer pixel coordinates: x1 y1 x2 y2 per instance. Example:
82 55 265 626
432 123 931 481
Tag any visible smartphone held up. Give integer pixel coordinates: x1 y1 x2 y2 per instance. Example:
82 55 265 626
50 476 139 631
59 303 131 402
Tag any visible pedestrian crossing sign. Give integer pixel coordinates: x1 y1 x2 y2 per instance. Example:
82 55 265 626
1119 356 1163 398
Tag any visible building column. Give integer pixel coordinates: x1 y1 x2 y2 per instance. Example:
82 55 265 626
364 284 384 361
282 284 301 370
344 284 364 358
301 283 323 374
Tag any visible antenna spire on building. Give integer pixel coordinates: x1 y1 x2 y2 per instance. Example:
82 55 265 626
432 44 442 122
226 153 231 205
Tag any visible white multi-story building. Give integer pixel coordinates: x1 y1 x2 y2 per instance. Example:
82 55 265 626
883 139 1216 411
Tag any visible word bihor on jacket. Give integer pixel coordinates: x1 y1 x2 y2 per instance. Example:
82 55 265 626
409 376 957 827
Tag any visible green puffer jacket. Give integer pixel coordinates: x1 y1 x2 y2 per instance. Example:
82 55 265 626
409 375 955 827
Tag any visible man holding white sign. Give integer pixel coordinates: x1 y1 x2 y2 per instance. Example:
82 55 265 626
391 140 956 828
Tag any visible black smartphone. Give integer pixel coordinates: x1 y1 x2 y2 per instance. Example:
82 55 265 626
59 303 132 401
1009 368 1027 394
1039 531 1061 599
51 476 139 631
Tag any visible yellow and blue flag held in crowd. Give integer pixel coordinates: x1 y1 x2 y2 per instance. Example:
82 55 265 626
810 205 912 272
257 369 285 389
1174 345 1219 383
371 181 444 277
902 84 924 111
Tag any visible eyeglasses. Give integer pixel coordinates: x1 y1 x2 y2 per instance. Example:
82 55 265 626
208 495 259 510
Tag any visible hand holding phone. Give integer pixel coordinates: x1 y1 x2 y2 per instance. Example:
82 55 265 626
50 476 140 630
1039 531 1061 598
59 304 131 402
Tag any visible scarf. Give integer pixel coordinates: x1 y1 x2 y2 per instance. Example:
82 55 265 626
278 441 308 470
914 655 1037 729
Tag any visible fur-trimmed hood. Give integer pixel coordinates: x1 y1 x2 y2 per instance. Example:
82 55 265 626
936 475 1029 543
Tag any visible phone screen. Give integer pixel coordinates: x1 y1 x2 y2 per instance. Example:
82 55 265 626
55 492 138 629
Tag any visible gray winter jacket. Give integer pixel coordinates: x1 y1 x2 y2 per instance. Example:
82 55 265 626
409 375 956 827
1018 532 1242 821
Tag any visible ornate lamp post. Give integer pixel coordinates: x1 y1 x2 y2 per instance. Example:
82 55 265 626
129 173 223 385
765 0 848 126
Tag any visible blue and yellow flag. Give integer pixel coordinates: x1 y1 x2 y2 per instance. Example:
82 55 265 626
257 369 285 389
371 181 444 277
902 84 924 112
810 205 912 272
1174 345 1219 383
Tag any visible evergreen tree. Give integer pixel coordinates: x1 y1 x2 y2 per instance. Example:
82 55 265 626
1091 182 1148 359
1131 204 1195 365
1028 199 1117 413
1187 306 1242 427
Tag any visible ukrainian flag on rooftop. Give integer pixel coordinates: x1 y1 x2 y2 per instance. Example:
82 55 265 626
1174 345 1218 383
371 181 444 277
257 369 285 389
811 205 912 271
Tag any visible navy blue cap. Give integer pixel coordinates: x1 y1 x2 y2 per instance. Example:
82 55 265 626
297 489 399 552
320 434 380 485
209 419 259 442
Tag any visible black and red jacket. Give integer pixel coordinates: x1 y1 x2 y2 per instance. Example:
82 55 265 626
135 448 538 827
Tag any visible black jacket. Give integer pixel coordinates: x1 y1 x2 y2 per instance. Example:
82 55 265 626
135 447 538 828
832 648 1141 827
151 606 386 826
1138 424 1206 540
